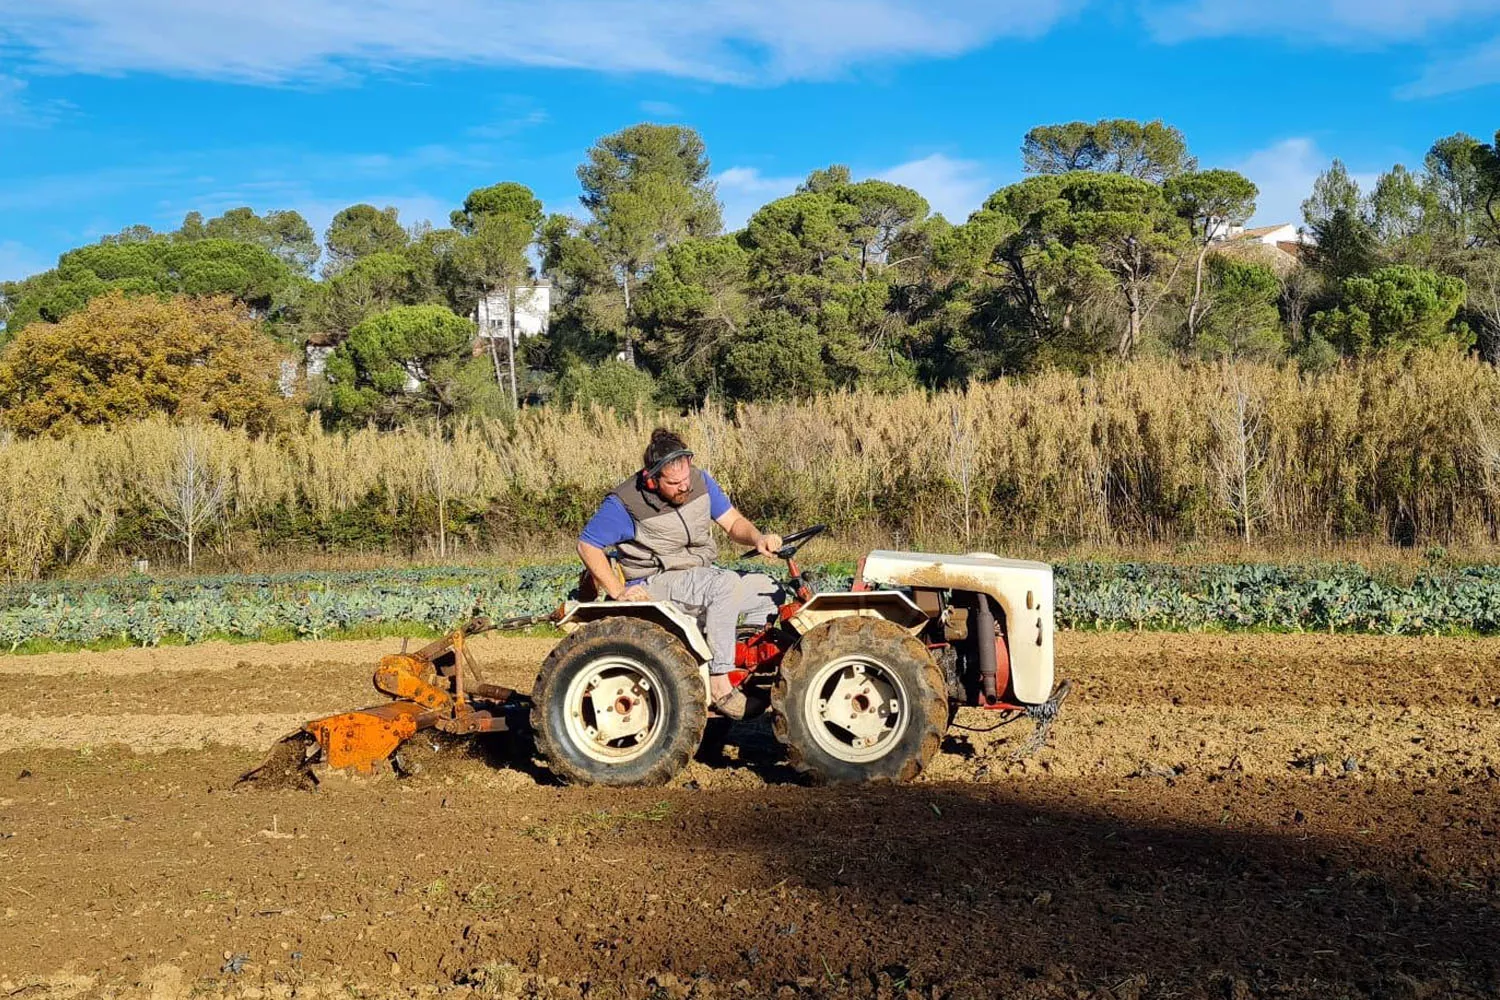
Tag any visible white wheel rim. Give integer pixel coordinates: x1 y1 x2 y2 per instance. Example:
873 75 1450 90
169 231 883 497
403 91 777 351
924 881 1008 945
801 653 912 763
562 656 666 764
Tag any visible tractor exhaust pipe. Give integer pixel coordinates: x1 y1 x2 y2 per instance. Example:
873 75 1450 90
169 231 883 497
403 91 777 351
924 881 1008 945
974 593 998 701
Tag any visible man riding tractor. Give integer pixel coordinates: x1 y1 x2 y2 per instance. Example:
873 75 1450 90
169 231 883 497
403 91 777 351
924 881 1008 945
577 428 784 720
257 430 1065 788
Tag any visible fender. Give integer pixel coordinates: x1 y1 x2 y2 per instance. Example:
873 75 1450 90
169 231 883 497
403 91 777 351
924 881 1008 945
787 590 929 636
558 601 714 663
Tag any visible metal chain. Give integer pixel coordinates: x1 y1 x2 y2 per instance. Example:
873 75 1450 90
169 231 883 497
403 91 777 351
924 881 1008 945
1007 681 1072 761
1007 712 1057 761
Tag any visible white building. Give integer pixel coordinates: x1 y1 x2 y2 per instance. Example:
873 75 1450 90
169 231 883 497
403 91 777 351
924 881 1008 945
475 281 551 345
1211 222 1315 248
1207 222 1317 275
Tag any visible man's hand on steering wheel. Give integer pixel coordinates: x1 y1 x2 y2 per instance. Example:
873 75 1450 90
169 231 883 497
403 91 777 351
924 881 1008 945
755 533 784 559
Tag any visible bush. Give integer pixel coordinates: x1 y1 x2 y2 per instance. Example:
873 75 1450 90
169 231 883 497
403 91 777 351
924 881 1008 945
0 291 295 436
1312 265 1469 356
553 360 658 414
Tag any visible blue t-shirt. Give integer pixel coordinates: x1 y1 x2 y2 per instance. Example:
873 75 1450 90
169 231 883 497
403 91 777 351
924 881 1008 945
579 472 732 549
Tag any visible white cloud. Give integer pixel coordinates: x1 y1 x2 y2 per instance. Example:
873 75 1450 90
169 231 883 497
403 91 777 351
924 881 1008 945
467 109 549 140
1234 138 1322 228
0 72 73 125
1398 35 1500 97
715 166 804 229
1143 0 1500 96
0 240 49 282
0 76 25 116
876 153 991 221
0 0 1080 86
1143 0 1500 44
639 100 682 118
1234 137 1383 228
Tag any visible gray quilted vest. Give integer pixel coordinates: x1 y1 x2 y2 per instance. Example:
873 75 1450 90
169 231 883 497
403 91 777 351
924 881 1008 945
610 468 719 579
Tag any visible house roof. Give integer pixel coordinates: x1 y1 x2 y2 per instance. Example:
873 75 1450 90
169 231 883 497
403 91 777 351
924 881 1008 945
1209 238 1301 276
1230 223 1294 241
1274 240 1308 260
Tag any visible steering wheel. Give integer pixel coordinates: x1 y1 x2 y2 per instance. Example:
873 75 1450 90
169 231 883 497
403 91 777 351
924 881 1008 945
742 523 827 560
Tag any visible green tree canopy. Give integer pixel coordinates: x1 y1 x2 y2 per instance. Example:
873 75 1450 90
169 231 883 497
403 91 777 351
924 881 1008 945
1192 257 1284 361
1164 169 1258 340
1022 119 1196 182
543 124 722 361
323 305 481 425
553 359 658 414
324 205 409 276
451 182 544 235
177 207 319 275
1302 159 1363 227
1 238 300 333
733 171 931 392
1312 265 1468 355
299 251 424 346
635 235 752 403
1422 133 1499 249
1307 208 1380 285
973 173 1190 360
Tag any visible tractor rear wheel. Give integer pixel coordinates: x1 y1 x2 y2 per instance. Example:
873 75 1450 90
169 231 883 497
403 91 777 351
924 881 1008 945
772 616 948 784
531 617 706 787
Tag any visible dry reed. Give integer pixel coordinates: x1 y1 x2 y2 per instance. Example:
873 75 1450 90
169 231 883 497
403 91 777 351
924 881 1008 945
3 348 1499 577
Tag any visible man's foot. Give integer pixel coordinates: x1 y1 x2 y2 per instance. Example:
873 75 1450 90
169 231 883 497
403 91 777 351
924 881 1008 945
709 684 768 721
711 687 751 720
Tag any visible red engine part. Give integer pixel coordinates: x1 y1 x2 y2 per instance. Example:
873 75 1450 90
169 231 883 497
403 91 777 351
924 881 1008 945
728 603 804 687
977 630 1021 710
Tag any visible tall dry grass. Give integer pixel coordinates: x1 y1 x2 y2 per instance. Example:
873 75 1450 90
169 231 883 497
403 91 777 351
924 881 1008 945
3 348 1499 577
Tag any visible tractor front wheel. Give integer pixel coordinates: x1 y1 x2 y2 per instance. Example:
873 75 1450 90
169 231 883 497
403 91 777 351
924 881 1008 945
531 617 706 786
772 617 948 784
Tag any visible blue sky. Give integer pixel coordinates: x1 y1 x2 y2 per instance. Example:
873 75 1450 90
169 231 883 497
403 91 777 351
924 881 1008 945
4 0 1500 282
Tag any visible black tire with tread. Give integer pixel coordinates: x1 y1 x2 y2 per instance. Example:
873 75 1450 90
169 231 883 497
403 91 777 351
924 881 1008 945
772 616 948 784
531 617 706 787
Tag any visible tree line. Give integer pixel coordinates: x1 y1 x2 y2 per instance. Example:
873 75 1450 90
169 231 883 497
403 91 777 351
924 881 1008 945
2 118 1498 435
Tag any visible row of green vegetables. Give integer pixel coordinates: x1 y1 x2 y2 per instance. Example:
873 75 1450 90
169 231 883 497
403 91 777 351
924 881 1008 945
4 561 1500 650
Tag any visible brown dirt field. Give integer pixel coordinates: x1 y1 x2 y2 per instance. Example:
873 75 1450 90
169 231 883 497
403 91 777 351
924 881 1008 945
0 631 1496 999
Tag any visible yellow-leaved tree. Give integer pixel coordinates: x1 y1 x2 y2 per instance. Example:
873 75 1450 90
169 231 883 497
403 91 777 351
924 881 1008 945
0 291 294 436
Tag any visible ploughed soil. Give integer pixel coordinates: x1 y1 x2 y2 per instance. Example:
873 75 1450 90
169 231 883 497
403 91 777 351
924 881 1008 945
0 632 1496 999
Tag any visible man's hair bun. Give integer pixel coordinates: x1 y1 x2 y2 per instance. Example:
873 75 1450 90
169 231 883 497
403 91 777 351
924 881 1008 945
643 428 690 471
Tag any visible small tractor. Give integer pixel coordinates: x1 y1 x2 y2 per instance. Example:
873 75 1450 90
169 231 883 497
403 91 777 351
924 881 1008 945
247 528 1069 787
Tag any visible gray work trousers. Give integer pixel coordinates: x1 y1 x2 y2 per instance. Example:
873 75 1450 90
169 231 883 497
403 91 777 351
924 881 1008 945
646 566 782 675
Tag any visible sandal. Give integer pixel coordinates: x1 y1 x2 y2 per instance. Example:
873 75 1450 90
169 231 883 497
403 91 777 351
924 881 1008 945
711 687 766 721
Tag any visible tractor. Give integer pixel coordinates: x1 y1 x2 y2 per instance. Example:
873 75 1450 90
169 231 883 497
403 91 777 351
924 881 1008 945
247 528 1068 787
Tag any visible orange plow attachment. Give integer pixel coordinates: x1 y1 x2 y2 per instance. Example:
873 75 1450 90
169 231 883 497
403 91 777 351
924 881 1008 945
239 614 542 787
305 702 434 773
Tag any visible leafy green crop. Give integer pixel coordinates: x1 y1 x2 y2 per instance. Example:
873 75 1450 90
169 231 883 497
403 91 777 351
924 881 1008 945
4 560 1500 651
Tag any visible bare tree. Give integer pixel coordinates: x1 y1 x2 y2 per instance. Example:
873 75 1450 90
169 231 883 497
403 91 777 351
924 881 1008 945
946 401 980 549
418 420 483 559
1209 368 1270 543
422 421 453 558
144 425 229 570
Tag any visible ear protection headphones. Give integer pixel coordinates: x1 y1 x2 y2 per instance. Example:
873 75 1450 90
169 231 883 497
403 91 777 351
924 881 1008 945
642 449 694 491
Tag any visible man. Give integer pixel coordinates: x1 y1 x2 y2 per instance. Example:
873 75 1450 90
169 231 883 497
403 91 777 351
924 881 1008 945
577 428 783 720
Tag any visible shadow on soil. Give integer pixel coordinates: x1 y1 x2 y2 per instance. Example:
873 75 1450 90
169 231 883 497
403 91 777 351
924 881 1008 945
519 780 1500 999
